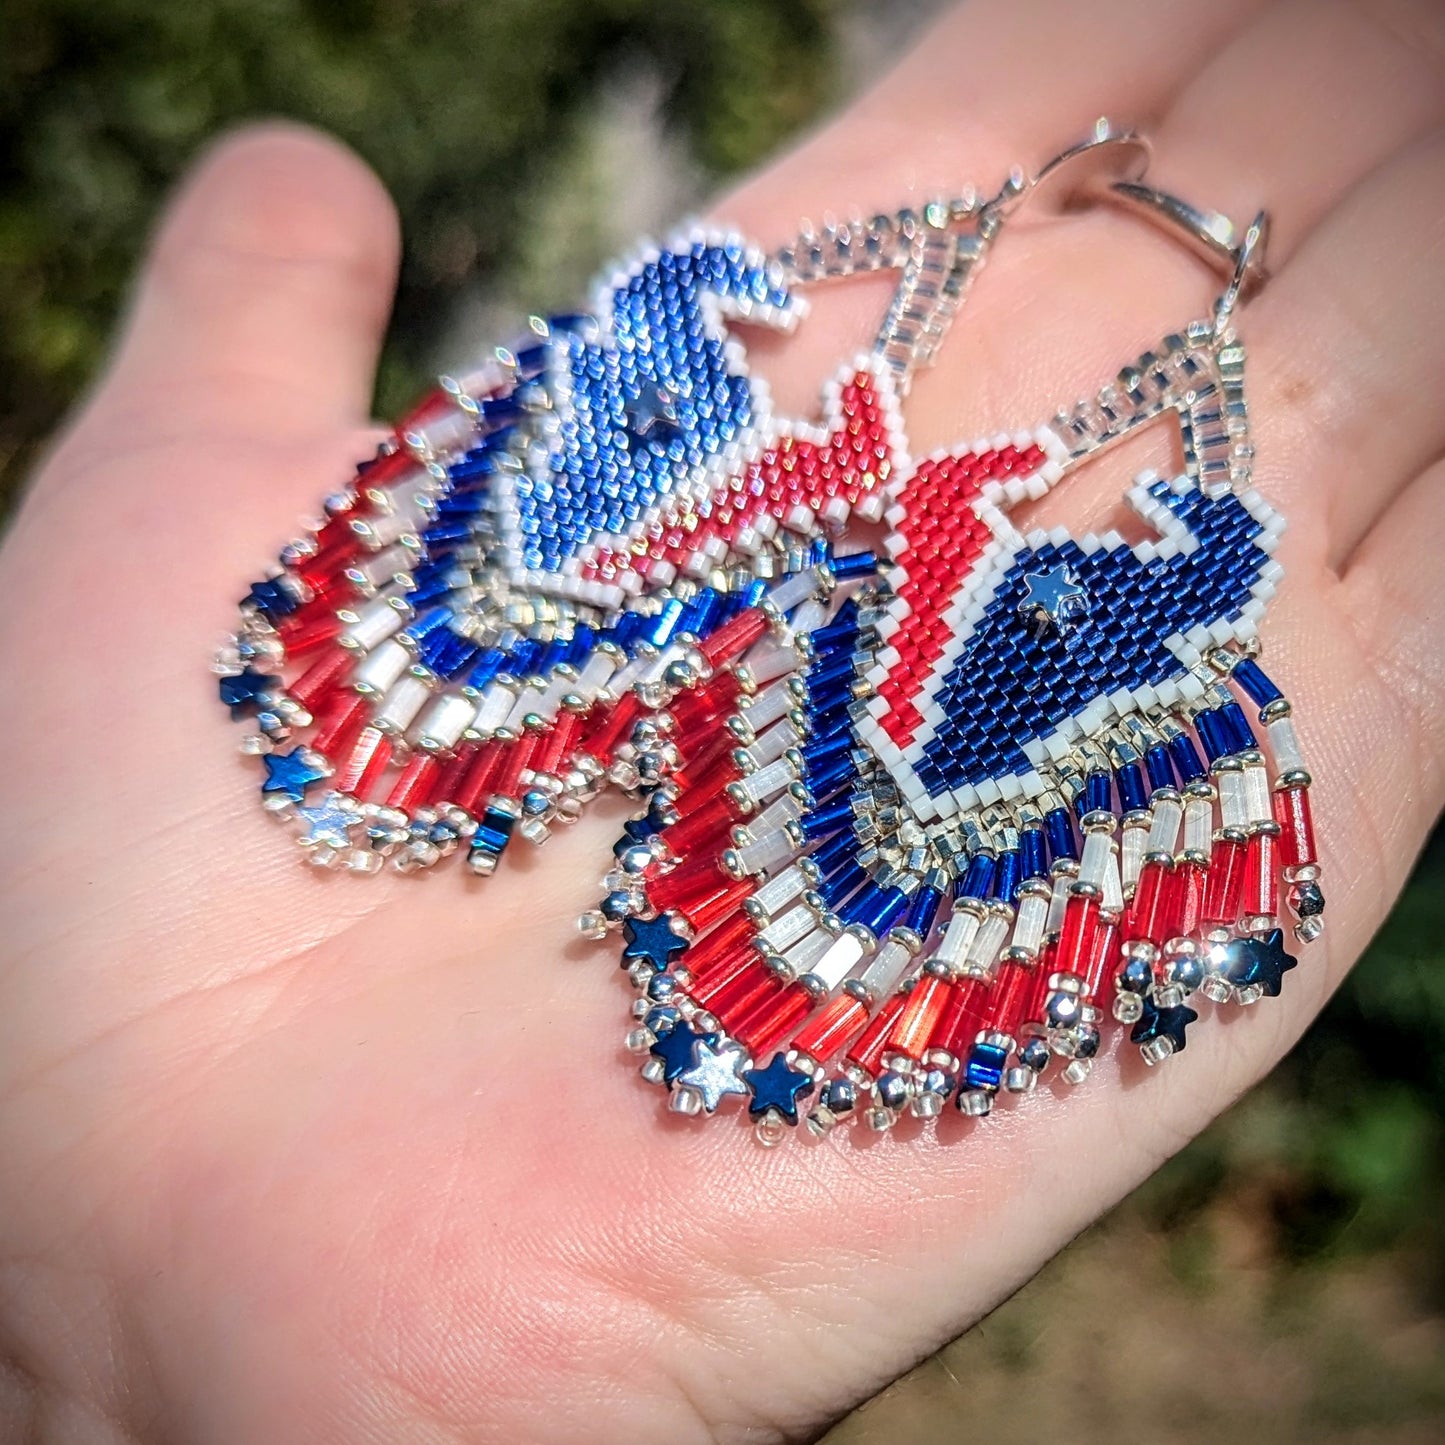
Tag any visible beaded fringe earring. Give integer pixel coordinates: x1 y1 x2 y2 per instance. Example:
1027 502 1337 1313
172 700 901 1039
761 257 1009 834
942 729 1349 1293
215 125 1324 1145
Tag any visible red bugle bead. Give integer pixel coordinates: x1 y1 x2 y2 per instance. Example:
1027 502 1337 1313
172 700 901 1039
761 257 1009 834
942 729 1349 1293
732 980 812 1054
454 743 506 815
1243 829 1280 919
986 962 1036 1038
846 993 909 1076
289 646 354 709
679 874 755 936
277 607 342 657
649 852 726 912
707 962 783 1028
1125 859 1172 945
668 672 742 732
699 607 769 667
1202 835 1247 928
682 911 756 979
936 976 987 1058
1082 918 1119 1003
889 972 949 1059
668 746 743 810
577 692 643 764
432 745 476 804
493 731 541 799
334 725 392 799
1056 891 1101 975
1171 858 1208 938
385 753 439 812
659 792 743 857
533 709 581 777
1273 784 1317 869
791 992 868 1063
690 946 758 1006
309 691 367 760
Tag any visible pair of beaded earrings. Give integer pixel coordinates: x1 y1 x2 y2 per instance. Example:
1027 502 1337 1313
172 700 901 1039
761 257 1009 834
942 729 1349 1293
217 123 1323 1143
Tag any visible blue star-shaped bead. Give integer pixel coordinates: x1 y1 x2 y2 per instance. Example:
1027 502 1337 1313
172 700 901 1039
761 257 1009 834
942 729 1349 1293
621 914 690 971
626 383 681 443
243 578 299 619
260 748 329 803
295 791 359 849
1018 563 1089 637
649 1022 717 1085
1224 928 1297 997
742 1053 814 1124
219 668 281 715
1130 997 1198 1054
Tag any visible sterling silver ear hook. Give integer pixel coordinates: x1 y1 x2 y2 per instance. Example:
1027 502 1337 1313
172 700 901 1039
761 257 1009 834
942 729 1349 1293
1006 117 1272 333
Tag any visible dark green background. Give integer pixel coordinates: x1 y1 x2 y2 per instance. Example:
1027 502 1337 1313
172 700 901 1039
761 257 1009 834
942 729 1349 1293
3 2 1441 1437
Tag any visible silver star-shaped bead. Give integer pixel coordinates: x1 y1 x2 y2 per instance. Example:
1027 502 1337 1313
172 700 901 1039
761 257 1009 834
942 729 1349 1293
677 1038 750 1113
1018 563 1089 637
295 791 360 850
626 383 680 440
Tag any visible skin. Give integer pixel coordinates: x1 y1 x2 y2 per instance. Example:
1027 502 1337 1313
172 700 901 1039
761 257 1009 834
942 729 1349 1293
2 0 1444 1439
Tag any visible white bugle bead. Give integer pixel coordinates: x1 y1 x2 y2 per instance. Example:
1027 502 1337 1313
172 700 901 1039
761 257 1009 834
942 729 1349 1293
570 648 618 703
733 828 796 877
766 566 827 614
637 643 687 687
781 926 834 977
411 691 475 751
1045 876 1071 933
350 543 416 590
1218 768 1249 829
856 937 914 998
353 638 411 696
503 684 547 733
1146 798 1183 855
745 788 807 838
1184 792 1215 857
405 404 473 456
373 672 431 732
342 597 408 651
351 499 423 550
470 682 517 736
788 597 830 635
1011 889 1049 956
805 929 868 991
734 755 799 809
963 910 1010 976
751 863 812 918
740 717 802 770
1079 830 1116 890
933 903 983 972
1243 761 1272 824
602 653 648 696
1121 821 1148 891
1267 714 1307 775
756 902 815 954
740 637 804 687
737 678 797 732
1101 851 1124 913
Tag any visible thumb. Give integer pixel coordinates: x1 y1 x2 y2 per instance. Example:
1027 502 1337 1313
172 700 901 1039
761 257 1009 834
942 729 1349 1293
93 123 400 444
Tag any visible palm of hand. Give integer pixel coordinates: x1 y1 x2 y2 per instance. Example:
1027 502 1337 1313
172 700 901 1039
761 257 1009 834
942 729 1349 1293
3 3 1444 1440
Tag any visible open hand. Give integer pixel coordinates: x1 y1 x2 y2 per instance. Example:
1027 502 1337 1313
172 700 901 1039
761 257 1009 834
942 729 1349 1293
3 0 1444 1439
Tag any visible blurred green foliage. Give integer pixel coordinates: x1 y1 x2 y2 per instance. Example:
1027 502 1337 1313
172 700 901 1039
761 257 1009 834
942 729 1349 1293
0 0 837 495
3 2 1443 1435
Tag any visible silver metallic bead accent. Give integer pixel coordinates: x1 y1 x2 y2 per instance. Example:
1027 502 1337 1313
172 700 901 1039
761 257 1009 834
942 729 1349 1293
1138 1036 1176 1066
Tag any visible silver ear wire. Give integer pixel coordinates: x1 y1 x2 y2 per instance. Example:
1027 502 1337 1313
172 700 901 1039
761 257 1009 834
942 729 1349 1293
1099 183 1271 327
1014 118 1153 216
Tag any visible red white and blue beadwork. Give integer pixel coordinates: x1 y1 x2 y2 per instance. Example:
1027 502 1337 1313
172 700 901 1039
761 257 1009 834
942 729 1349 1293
217 133 1324 1143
